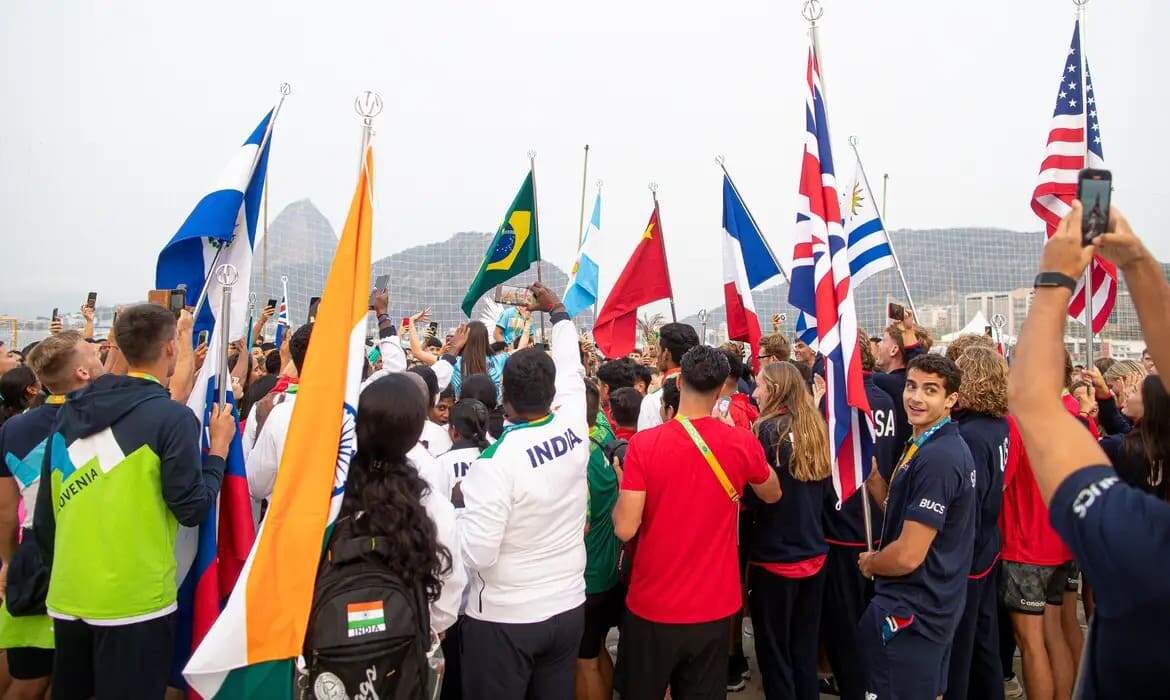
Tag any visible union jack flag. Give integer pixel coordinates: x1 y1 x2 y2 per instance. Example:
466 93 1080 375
1030 19 1115 333
787 41 874 507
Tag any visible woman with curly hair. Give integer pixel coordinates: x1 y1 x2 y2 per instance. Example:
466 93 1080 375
332 373 466 634
947 346 1011 699
745 361 831 699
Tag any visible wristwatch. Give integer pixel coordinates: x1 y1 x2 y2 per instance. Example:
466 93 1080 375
1033 272 1077 293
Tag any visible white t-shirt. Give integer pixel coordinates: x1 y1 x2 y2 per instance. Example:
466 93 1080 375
420 421 453 457
436 445 483 501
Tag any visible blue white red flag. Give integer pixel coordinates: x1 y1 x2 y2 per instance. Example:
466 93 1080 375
721 176 782 371
273 277 290 349
786 43 874 507
1030 20 1115 332
162 111 275 694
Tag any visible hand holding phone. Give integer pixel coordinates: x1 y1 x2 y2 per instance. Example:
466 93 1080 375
86 292 98 309
887 302 905 322
493 284 535 308
1077 168 1112 245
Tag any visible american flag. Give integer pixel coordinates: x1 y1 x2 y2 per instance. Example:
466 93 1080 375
1030 20 1115 333
787 42 874 507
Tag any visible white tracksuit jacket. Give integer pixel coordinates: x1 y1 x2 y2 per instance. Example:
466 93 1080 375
457 314 589 624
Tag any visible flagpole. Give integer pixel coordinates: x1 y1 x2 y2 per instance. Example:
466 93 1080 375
881 173 889 223
529 150 546 341
592 179 603 325
577 145 590 250
355 90 382 176
215 265 239 407
804 0 874 554
649 182 678 323
192 83 292 323
715 155 790 285
1076 0 1094 367
848 136 918 319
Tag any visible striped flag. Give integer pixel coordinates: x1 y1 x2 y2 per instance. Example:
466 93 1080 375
159 110 274 693
841 157 895 288
564 192 602 319
157 111 273 340
273 278 290 349
1030 19 1115 333
787 42 874 507
721 176 782 371
185 145 374 698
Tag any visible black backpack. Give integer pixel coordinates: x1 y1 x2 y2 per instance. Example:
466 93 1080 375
303 519 432 700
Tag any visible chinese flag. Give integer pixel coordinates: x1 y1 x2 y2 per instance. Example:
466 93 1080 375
593 207 673 358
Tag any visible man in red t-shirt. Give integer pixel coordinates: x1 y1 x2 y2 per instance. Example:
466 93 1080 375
612 345 780 700
999 417 1078 700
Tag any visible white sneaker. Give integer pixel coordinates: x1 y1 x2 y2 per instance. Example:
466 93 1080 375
1004 675 1024 698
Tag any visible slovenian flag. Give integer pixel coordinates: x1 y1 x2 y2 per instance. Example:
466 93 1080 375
160 110 274 693
721 176 782 371
564 192 602 319
185 145 374 698
157 111 273 341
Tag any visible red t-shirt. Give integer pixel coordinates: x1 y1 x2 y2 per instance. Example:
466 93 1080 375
614 426 636 441
728 393 759 431
999 416 1072 566
621 417 771 623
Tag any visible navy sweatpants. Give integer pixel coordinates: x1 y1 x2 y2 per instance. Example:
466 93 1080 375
858 602 949 700
749 565 825 700
945 568 1004 700
819 545 871 700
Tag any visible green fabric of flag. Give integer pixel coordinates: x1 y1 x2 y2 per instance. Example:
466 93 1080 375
461 171 540 316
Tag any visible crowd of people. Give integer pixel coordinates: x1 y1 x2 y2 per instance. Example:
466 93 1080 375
0 201 1166 699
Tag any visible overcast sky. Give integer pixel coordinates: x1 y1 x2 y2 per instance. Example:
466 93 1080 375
2 0 1167 320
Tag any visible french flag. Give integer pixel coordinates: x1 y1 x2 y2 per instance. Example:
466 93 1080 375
159 109 275 695
788 43 874 507
721 176 782 370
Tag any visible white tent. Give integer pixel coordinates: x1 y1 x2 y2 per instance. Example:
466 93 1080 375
943 310 991 342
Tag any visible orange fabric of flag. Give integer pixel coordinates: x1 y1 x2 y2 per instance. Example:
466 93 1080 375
245 147 374 663
593 207 673 358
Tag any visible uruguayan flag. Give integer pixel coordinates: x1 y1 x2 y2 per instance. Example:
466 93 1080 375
564 192 602 319
841 159 895 288
156 111 274 342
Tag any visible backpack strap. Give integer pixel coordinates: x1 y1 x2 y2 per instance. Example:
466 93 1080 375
329 533 392 564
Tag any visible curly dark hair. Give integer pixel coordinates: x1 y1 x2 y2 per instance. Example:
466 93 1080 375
345 374 452 602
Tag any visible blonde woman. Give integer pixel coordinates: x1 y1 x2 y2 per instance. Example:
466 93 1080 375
746 362 831 700
948 347 1012 700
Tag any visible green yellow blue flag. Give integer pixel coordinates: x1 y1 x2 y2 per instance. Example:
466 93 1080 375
461 170 540 316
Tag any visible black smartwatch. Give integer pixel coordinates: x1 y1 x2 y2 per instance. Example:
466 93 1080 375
1033 272 1077 293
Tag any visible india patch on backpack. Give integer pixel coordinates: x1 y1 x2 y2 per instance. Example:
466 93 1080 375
305 522 432 699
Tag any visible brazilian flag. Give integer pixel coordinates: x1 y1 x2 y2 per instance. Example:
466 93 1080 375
461 170 541 316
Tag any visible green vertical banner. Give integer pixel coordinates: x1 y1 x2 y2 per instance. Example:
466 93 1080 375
462 170 540 316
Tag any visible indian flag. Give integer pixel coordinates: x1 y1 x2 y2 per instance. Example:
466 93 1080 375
184 145 375 698
346 601 386 638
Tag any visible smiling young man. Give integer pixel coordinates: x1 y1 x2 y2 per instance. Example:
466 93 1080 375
858 353 977 699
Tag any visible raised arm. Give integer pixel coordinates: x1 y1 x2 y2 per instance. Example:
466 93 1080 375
1008 200 1109 503
169 310 197 403
1094 207 1170 389
529 284 584 421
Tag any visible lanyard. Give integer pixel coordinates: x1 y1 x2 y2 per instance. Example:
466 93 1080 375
880 416 951 544
674 416 739 503
285 384 298 395
128 371 161 385
44 394 67 405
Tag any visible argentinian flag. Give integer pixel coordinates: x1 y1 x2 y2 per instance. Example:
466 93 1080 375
156 111 273 342
564 192 602 319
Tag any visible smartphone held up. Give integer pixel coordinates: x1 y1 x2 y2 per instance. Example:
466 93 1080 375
494 284 535 308
1077 168 1112 245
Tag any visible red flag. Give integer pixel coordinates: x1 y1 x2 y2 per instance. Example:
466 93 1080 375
593 207 673 358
